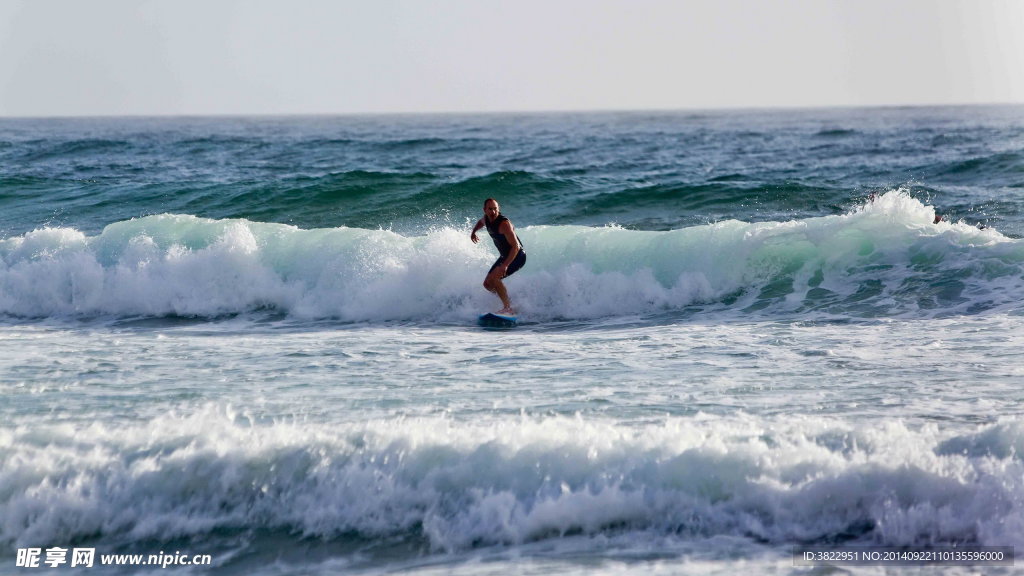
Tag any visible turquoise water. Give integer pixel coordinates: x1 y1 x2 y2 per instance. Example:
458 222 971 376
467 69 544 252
2 106 1024 574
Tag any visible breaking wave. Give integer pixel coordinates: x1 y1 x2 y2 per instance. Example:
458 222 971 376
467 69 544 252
1 191 1020 322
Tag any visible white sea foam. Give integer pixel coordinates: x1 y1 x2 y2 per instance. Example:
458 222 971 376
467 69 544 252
2 406 1023 553
0 191 1019 321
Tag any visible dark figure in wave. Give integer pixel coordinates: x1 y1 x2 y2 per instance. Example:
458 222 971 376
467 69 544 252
470 198 526 314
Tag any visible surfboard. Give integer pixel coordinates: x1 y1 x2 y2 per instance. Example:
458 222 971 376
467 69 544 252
478 312 517 329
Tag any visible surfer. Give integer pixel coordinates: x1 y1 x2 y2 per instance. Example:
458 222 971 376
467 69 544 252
471 198 526 314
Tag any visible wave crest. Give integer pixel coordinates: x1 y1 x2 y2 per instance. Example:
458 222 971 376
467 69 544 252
0 192 1019 321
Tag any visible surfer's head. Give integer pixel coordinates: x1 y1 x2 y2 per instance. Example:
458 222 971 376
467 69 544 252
484 198 500 221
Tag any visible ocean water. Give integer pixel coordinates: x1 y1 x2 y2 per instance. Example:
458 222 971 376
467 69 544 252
2 106 1024 575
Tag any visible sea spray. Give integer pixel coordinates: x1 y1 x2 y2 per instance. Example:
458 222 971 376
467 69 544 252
0 192 1018 321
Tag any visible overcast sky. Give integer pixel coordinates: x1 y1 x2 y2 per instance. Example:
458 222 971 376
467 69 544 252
1 0 1022 117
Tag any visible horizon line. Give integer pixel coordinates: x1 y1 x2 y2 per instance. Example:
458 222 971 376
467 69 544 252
3 101 1023 121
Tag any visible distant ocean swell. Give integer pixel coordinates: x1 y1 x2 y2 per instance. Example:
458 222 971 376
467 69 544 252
0 170 581 237
0 191 1019 321
5 118 1024 236
3 407 1024 553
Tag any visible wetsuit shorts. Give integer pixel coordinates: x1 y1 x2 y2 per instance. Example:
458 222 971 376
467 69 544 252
488 250 526 279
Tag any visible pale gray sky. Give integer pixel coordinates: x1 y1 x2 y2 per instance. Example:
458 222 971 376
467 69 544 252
1 0 1022 117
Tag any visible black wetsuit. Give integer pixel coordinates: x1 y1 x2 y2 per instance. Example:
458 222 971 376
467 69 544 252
485 214 526 277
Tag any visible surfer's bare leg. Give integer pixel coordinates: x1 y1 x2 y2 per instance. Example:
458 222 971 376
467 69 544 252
483 270 514 313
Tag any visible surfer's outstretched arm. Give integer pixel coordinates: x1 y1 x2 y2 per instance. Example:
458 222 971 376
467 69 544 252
470 218 485 244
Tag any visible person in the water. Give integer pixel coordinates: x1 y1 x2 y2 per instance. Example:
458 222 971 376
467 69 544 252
470 198 526 314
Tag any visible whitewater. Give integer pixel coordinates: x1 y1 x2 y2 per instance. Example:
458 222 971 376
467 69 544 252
1 191 1019 321
2 107 1024 575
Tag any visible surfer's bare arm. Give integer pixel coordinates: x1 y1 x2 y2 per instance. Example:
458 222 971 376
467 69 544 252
470 218 485 244
498 221 519 272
